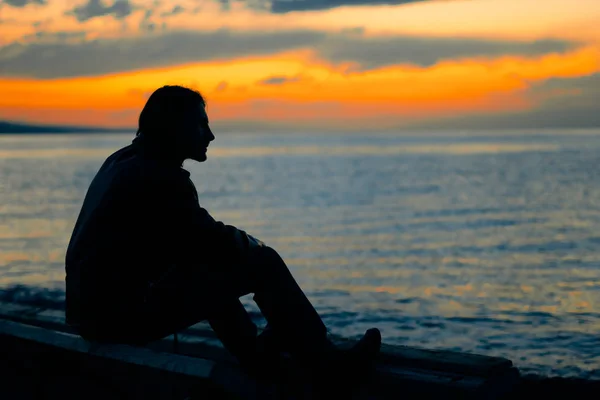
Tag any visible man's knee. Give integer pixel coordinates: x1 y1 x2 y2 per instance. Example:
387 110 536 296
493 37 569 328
253 245 285 266
249 246 287 276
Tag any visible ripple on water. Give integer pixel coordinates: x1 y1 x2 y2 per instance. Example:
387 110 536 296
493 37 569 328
2 132 600 377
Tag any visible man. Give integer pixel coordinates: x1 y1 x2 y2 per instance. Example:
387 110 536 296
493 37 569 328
65 85 381 379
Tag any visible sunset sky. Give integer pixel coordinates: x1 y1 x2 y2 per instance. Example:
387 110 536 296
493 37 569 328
0 0 599 131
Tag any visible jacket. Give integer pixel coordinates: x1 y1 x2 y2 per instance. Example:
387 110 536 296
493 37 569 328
65 138 252 328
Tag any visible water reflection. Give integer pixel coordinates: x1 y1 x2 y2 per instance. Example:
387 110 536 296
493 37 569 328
1 131 600 377
0 141 559 160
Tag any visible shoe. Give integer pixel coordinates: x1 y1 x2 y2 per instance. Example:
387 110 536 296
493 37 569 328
312 328 381 397
336 328 381 372
348 328 381 357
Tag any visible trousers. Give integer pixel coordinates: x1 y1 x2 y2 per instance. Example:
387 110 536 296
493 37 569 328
80 246 328 365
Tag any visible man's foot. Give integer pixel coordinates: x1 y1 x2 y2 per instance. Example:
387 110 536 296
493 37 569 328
312 328 381 397
332 328 381 372
247 327 382 385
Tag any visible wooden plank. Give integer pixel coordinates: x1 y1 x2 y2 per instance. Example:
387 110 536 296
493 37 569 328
0 301 237 364
0 301 216 339
377 343 513 376
0 301 519 399
0 301 514 379
0 319 215 379
324 336 512 378
0 316 520 399
0 319 271 399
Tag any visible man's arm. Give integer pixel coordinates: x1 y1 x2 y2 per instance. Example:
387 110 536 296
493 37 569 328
163 174 263 266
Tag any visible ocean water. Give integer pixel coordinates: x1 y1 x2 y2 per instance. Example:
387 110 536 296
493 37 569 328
2 129 600 378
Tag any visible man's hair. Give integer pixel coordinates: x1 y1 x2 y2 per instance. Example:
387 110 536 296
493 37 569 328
137 85 206 138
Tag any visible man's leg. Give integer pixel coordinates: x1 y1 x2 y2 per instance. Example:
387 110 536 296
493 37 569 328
203 245 330 370
139 265 261 365
206 299 259 366
238 246 381 384
210 245 381 386
241 246 330 361
141 245 372 366
204 245 329 365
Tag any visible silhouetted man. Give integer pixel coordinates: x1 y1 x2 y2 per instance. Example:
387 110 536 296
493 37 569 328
65 85 381 379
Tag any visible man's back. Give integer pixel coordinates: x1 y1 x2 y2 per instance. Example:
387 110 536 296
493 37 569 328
66 137 250 336
65 142 193 327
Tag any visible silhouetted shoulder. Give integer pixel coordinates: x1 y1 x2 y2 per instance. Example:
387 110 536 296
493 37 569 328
97 144 190 188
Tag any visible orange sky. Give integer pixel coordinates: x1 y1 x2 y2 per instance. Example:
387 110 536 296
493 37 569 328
1 0 599 130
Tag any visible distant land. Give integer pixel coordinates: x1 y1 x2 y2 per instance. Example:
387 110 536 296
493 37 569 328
0 119 304 135
0 119 327 135
0 121 131 134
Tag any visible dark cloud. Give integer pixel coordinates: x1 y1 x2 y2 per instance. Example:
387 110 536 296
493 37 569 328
0 30 324 78
269 0 424 13
340 26 365 36
140 7 155 32
216 0 230 10
21 30 88 43
0 29 578 79
217 0 427 13
410 73 600 129
319 37 575 70
68 0 133 22
2 0 45 7
259 75 302 85
142 22 156 32
161 4 185 16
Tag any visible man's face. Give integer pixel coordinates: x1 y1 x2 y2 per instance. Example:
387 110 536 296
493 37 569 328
185 104 215 162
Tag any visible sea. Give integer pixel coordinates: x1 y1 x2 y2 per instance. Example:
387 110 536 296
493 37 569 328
1 129 600 378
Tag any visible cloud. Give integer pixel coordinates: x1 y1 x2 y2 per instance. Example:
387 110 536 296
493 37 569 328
271 0 425 13
140 7 155 32
2 0 45 7
0 29 578 79
258 75 303 85
223 0 427 13
68 0 134 22
0 30 325 78
161 4 184 16
340 27 365 36
411 73 600 129
21 31 89 43
141 22 156 32
320 37 576 70
214 81 228 91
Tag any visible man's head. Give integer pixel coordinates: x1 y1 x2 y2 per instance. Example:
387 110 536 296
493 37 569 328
137 85 215 163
